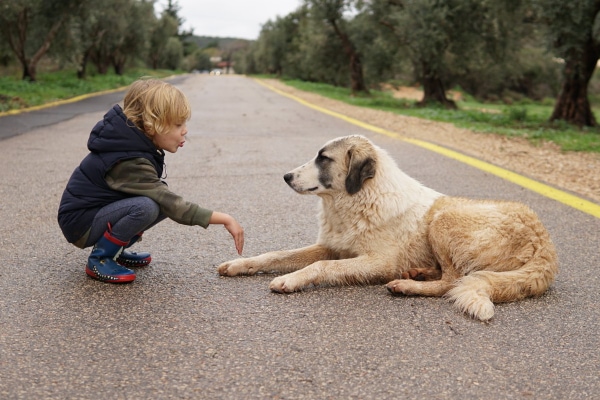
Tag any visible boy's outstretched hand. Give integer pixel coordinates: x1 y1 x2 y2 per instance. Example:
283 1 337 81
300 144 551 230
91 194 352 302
209 211 244 255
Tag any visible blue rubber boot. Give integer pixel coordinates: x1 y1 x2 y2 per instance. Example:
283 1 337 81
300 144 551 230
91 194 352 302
86 231 136 283
116 232 151 268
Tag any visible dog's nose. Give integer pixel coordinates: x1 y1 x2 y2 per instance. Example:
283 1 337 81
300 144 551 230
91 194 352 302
283 173 293 184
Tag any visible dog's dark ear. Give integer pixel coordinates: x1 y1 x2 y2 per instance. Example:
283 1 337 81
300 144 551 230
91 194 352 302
345 147 376 195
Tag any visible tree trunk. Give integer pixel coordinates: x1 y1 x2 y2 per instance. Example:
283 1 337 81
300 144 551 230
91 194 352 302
419 62 456 109
113 57 125 75
348 52 368 95
22 63 36 81
329 19 369 95
150 54 159 70
2 8 35 81
24 18 64 82
77 49 90 79
95 59 109 74
550 43 598 127
79 29 106 79
92 50 111 74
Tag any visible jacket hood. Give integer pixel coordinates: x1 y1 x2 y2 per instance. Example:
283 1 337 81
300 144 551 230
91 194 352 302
87 104 159 155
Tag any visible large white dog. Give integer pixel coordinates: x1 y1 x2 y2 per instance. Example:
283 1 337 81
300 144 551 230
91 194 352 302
218 135 558 321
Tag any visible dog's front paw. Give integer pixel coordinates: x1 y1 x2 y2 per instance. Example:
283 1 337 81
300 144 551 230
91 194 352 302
386 279 415 295
269 274 303 293
217 258 256 276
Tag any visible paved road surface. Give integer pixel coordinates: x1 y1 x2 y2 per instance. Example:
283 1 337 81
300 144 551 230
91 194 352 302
0 74 599 399
0 75 189 141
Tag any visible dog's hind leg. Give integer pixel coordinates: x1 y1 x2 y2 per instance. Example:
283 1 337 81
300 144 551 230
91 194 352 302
401 268 442 281
446 253 557 321
387 237 500 322
389 205 496 320
386 272 458 298
386 271 496 321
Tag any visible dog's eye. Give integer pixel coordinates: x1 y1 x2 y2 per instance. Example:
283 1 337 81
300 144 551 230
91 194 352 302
316 153 332 163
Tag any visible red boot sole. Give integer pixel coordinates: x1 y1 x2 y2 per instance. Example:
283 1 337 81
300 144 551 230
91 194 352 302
85 266 136 283
116 256 151 268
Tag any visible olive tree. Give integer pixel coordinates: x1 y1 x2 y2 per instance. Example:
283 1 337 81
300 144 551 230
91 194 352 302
0 0 82 81
85 0 153 75
250 7 308 76
306 0 369 94
148 13 179 70
536 0 600 127
363 0 527 108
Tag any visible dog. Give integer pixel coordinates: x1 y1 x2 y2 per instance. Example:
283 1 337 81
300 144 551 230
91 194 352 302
218 135 558 321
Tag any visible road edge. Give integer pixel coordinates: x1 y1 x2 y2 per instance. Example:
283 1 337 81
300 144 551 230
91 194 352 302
255 78 600 219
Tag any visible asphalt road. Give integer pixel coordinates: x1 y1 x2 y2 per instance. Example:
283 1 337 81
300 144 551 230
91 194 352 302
0 74 598 399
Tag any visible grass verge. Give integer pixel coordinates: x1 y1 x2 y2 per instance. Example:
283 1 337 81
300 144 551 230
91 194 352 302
2 70 599 153
0 68 179 112
280 78 600 153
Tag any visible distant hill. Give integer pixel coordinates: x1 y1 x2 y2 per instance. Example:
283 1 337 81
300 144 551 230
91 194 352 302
189 36 253 49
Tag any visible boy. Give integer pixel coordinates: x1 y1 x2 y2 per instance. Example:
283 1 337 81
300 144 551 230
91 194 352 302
58 78 244 283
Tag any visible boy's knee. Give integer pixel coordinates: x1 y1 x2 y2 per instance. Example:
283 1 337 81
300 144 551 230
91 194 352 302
132 197 161 221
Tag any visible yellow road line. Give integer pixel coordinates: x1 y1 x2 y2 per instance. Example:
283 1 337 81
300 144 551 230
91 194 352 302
0 74 185 118
0 86 129 118
256 78 600 219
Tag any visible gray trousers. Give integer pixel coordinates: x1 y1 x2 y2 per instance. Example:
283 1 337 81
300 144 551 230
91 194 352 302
84 196 166 248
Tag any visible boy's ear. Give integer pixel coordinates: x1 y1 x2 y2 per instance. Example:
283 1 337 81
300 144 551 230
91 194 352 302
143 122 156 136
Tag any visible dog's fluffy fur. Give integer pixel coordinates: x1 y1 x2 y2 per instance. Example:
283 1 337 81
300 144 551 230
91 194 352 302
218 135 558 321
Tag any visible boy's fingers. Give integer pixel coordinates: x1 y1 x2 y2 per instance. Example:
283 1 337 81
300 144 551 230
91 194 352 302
237 234 244 254
230 228 243 255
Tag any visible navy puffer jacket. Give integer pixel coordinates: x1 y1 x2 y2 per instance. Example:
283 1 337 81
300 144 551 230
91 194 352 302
57 104 164 244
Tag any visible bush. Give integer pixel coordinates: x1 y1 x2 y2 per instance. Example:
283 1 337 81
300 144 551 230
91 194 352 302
504 107 528 122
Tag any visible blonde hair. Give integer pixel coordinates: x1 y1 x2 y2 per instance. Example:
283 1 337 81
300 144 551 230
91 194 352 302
122 78 191 137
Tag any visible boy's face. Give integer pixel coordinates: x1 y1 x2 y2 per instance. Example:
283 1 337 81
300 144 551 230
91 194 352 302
154 122 188 153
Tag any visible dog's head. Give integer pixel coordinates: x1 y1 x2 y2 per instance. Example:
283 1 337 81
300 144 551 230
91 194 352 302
283 135 377 195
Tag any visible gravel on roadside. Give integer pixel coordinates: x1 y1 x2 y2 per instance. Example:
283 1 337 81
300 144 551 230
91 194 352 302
263 79 600 204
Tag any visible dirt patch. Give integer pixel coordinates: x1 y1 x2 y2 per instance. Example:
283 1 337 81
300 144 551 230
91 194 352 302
264 79 600 204
0 94 27 109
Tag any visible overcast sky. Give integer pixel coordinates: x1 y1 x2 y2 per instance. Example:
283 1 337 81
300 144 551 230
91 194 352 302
162 0 303 40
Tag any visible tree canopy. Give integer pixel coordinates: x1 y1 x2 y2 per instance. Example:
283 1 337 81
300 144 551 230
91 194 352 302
0 0 231 81
241 0 598 126
0 0 598 127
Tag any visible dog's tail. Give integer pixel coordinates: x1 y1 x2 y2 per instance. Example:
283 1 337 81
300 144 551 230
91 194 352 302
445 247 558 321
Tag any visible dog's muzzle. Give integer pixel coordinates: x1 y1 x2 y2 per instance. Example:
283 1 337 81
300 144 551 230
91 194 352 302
284 173 294 185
